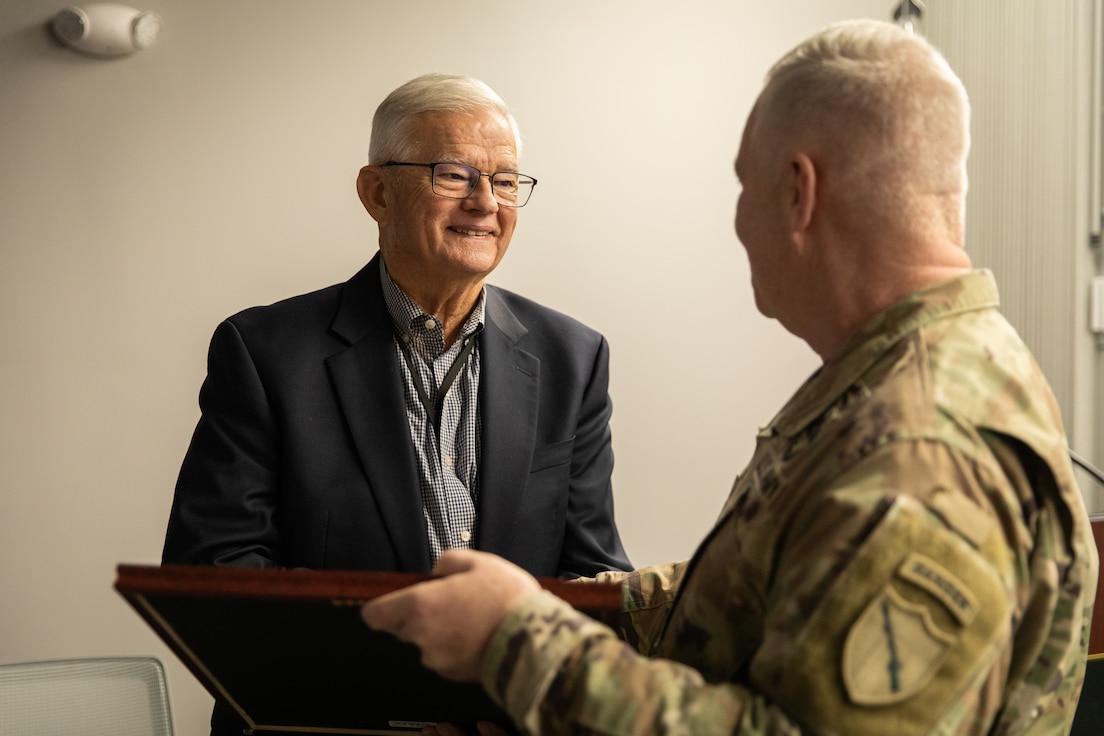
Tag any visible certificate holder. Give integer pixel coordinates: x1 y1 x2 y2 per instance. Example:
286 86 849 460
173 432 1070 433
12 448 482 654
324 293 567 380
115 564 621 735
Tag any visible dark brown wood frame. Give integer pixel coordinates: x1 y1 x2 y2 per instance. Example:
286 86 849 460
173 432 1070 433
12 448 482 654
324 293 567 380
115 564 621 735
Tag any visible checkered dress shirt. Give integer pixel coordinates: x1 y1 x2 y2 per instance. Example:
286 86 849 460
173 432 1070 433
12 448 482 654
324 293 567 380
380 260 483 566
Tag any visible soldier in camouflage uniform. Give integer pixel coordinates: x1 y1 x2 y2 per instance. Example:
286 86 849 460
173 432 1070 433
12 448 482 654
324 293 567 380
362 19 1099 735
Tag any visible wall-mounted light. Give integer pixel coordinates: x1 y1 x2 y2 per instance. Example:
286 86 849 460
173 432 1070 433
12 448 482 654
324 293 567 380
52 3 162 57
892 0 925 36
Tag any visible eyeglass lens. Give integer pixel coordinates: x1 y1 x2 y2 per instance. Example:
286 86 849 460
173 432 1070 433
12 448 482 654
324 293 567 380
432 163 534 207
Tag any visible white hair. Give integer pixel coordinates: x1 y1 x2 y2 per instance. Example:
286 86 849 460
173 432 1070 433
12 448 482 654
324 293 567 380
368 73 521 164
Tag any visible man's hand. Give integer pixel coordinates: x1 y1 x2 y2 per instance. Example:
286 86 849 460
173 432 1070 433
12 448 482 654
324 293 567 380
360 549 541 681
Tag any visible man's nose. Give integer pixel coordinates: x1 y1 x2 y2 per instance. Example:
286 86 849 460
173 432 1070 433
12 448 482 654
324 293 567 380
464 174 500 210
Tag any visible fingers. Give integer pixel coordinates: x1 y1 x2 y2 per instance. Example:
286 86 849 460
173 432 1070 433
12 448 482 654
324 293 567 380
361 552 477 637
358 589 393 630
360 585 420 640
433 548 479 576
359 550 542 682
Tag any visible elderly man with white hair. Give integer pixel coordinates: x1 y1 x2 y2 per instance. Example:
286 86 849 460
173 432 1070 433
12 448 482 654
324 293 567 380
163 72 632 736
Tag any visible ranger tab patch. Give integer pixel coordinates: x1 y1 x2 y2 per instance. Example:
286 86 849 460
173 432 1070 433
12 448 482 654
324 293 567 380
898 552 979 626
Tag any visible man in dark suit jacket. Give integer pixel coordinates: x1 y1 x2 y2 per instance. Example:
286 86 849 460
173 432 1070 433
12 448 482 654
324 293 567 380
163 74 630 579
163 71 630 735
162 250 630 576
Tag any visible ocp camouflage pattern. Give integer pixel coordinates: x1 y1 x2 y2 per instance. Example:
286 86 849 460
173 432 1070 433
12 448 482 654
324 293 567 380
481 270 1098 735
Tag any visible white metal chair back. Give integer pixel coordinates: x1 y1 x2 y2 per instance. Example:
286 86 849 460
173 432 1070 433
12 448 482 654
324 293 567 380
0 657 174 736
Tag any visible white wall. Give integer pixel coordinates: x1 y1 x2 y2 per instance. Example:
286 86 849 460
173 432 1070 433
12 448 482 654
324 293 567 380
1 1 896 732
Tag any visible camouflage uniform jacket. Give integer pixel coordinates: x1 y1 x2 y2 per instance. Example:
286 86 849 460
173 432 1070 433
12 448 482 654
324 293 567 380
481 270 1098 735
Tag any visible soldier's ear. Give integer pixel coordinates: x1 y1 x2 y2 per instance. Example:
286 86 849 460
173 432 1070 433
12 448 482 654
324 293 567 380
788 153 817 237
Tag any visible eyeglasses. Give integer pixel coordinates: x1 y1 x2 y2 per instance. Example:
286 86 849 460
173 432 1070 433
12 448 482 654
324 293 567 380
383 161 538 207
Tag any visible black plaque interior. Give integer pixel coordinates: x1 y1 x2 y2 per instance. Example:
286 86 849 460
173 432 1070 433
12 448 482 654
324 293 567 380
116 564 620 734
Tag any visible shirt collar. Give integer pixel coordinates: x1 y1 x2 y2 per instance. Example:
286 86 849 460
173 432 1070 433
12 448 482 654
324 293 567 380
378 257 486 341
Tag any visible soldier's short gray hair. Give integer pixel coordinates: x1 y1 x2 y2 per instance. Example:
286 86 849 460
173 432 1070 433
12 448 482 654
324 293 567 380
754 19 970 239
368 73 522 164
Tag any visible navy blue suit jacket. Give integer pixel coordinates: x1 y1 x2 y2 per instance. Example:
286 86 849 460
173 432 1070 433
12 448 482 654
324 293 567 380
162 253 630 578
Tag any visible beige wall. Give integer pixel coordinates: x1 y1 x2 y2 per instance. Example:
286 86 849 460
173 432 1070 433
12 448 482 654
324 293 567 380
1 1 904 731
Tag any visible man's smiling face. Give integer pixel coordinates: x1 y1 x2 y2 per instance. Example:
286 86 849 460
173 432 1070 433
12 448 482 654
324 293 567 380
377 109 519 290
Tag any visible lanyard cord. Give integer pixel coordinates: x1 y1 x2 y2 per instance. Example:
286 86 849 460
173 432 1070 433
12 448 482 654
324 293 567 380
396 333 478 439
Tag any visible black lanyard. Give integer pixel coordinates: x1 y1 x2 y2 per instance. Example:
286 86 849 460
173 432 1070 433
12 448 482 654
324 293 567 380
396 333 477 437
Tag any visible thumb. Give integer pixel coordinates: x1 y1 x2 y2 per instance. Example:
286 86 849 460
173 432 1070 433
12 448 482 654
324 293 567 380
432 548 480 577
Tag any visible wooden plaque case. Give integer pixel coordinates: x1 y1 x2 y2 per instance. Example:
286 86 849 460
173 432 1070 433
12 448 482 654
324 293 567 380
115 564 620 735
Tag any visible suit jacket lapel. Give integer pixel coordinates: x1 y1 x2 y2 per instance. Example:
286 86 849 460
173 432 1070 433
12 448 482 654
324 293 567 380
324 254 430 571
477 287 540 557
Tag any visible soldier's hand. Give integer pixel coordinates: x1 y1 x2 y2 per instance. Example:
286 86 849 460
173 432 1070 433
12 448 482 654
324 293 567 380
361 549 540 682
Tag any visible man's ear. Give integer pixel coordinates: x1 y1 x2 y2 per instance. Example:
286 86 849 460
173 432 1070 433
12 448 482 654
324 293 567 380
356 165 387 223
789 152 817 237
